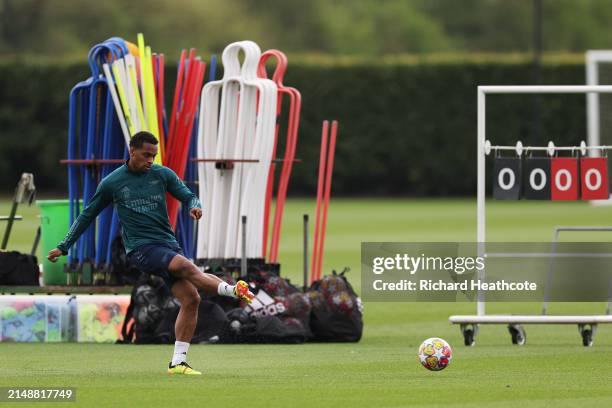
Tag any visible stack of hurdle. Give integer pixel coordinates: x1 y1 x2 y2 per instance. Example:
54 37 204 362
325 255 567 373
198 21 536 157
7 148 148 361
194 40 340 283
64 37 132 285
63 35 211 284
62 37 339 287
449 85 612 347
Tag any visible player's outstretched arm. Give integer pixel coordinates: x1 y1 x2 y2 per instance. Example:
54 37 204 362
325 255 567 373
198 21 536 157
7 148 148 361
164 167 202 215
51 181 112 261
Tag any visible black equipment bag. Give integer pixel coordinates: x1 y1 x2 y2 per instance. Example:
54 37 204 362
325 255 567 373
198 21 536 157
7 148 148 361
0 251 40 285
118 274 229 344
117 266 363 345
306 268 363 342
225 309 308 344
225 269 310 343
118 274 174 344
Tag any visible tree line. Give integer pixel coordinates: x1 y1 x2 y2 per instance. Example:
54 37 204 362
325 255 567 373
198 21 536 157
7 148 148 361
2 0 612 58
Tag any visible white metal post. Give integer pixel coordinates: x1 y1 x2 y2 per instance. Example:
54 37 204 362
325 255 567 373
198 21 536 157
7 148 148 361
584 51 612 155
477 87 486 316
586 51 601 156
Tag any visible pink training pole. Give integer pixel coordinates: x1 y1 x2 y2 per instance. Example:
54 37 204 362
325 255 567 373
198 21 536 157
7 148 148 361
311 120 329 284
315 120 338 281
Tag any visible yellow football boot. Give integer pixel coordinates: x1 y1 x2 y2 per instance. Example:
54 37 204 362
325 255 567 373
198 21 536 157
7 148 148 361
234 280 255 303
168 362 202 375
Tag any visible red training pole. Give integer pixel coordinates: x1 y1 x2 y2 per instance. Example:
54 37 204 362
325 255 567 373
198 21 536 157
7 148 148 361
315 120 338 281
258 51 288 260
168 50 187 154
168 59 205 229
168 50 196 173
176 61 205 179
311 120 329 283
156 53 166 161
152 54 165 161
269 88 301 262
166 51 195 227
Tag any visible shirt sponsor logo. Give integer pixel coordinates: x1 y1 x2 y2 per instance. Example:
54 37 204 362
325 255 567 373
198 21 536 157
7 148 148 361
124 194 163 214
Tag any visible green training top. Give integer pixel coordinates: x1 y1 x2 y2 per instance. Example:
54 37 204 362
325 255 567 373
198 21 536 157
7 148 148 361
57 162 201 255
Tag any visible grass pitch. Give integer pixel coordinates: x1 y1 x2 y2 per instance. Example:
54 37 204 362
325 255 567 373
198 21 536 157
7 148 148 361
2 198 612 407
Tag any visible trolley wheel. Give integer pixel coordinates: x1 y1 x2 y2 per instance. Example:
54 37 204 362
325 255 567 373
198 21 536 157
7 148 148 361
508 324 526 345
460 324 477 346
463 329 474 346
581 329 593 347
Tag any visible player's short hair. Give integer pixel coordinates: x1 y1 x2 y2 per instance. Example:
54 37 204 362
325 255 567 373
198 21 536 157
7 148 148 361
130 131 158 148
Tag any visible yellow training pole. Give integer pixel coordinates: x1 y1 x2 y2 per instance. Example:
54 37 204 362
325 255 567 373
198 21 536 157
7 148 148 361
111 61 136 135
126 56 147 133
137 34 162 164
137 33 148 124
145 47 160 136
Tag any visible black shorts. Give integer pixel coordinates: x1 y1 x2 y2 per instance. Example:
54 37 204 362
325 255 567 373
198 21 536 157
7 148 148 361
128 242 184 289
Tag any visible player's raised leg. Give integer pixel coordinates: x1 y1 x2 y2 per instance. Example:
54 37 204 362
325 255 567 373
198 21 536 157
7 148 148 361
168 254 255 302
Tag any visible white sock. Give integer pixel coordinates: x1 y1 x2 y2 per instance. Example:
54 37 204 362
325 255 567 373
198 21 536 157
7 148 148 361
171 341 190 366
217 282 236 298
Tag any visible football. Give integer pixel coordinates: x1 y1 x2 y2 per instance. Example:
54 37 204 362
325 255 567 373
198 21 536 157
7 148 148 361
418 337 452 371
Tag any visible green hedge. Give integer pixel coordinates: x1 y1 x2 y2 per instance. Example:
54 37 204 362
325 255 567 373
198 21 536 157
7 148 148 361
0 58 588 196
